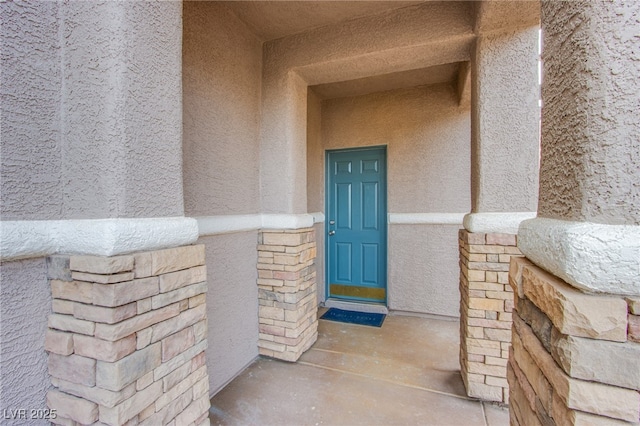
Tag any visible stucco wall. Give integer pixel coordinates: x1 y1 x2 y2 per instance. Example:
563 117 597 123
470 26 540 214
183 1 262 216
1 1 184 220
261 2 474 215
307 90 323 214
307 91 326 301
389 225 462 316
539 1 640 226
0 258 51 422
200 233 259 396
1 1 62 220
182 2 263 396
309 84 470 316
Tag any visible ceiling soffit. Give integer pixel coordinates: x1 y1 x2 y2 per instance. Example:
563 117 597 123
219 1 538 98
220 1 428 42
311 62 462 100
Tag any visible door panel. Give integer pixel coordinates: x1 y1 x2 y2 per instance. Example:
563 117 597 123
326 147 387 303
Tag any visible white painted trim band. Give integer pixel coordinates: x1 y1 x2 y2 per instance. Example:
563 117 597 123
0 212 324 261
261 214 315 230
388 213 466 225
0 218 199 262
196 215 262 236
310 212 325 224
463 212 537 234
518 218 640 296
196 213 325 236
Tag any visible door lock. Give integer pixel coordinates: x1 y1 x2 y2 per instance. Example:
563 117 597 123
328 230 335 236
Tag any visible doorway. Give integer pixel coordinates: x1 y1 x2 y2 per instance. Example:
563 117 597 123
325 146 388 304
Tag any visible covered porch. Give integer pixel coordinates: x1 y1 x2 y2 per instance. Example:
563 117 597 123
210 312 509 425
2 1 639 425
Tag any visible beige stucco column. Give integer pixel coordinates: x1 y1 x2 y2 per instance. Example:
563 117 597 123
465 3 541 233
518 0 640 296
260 58 309 215
60 2 185 219
458 2 541 403
2 2 210 422
509 2 640 424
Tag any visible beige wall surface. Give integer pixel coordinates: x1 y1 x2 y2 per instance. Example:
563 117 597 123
183 3 264 396
312 84 470 213
200 232 259 396
0 258 52 418
471 26 540 214
2 1 184 220
1 2 62 220
261 2 473 214
539 1 639 225
309 84 470 317
389 224 462 316
183 1 262 217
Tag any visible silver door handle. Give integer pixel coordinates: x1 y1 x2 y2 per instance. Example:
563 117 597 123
328 230 335 236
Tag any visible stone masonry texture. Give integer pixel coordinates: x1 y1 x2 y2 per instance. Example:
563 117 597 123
508 258 640 425
257 228 318 362
45 245 211 426
459 230 521 403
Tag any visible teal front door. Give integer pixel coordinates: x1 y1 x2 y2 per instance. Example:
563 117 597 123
326 146 387 303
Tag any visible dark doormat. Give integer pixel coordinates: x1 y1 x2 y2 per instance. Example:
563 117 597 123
320 308 386 327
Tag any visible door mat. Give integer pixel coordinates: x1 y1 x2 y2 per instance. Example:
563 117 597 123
320 308 386 327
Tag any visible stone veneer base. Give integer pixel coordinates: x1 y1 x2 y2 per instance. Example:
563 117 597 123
459 230 522 403
508 257 640 425
257 228 318 362
45 245 211 426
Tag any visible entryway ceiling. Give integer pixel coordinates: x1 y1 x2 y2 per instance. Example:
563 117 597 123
219 1 536 100
220 1 428 42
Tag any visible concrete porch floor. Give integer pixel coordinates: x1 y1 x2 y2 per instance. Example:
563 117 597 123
209 311 509 425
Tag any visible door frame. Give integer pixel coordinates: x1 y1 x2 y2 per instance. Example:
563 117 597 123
324 145 388 305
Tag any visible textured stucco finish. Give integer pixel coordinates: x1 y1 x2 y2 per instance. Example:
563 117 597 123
471 25 540 214
309 84 470 317
200 233 259 396
311 63 460 101
221 1 424 42
519 218 640 296
0 258 51 422
183 2 262 216
389 225 462 317
474 0 540 34
1 218 198 261
307 90 324 214
261 1 474 214
539 1 640 225
2 1 184 220
315 84 470 214
1 1 62 220
463 212 536 235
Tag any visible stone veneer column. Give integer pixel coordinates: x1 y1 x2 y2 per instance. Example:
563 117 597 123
45 245 210 426
508 258 640 425
461 5 539 404
459 230 522 403
257 228 318 362
510 2 640 424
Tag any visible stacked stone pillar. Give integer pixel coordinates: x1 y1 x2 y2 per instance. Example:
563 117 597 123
508 258 640 425
257 228 318 362
459 230 521 403
505 1 640 424
45 245 210 426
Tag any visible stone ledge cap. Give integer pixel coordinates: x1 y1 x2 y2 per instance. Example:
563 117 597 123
518 218 640 296
464 212 536 234
0 218 199 261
